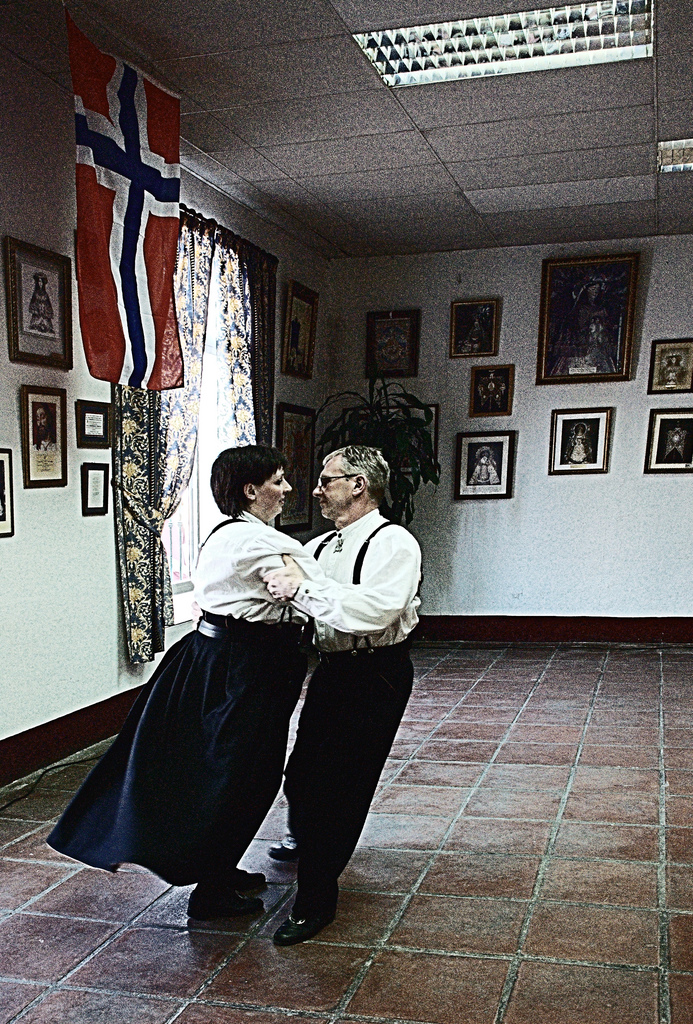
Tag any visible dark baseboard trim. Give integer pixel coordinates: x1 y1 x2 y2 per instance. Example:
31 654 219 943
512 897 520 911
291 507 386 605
417 615 693 644
0 686 144 788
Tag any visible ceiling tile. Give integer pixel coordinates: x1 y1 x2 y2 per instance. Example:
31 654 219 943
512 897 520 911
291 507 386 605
208 146 289 183
490 201 656 247
329 0 530 32
180 112 241 151
397 59 654 131
297 163 458 204
657 53 693 140
657 174 693 234
426 106 655 163
467 175 656 214
655 0 693 57
257 131 438 177
449 146 656 191
324 190 496 243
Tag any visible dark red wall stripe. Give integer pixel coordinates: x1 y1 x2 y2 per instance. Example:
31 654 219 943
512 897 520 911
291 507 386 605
416 615 693 644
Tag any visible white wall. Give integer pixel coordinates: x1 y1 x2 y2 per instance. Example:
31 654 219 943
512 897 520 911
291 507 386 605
325 239 693 618
0 50 330 740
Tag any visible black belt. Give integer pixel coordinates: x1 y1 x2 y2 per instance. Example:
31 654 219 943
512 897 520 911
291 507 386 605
317 638 411 664
198 611 303 642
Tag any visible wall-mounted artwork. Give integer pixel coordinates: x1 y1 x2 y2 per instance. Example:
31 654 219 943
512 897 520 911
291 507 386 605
20 385 68 488
549 407 613 475
4 237 73 370
644 409 693 473
275 402 315 531
647 340 693 394
537 253 639 385
281 280 318 379
470 364 514 417
75 400 112 448
0 449 14 538
366 309 420 378
450 298 500 358
81 462 110 516
454 430 516 500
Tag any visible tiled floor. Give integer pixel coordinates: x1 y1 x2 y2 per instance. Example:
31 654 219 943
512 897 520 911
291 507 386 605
1 642 692 1023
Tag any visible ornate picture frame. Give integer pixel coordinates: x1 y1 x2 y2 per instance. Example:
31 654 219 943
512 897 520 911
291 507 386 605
20 385 68 489
469 364 514 417
450 298 500 358
281 280 318 380
549 407 613 475
75 399 112 448
454 430 516 500
647 340 693 394
4 237 73 370
644 409 693 473
81 462 110 516
0 449 14 538
275 402 315 532
537 253 639 385
366 309 420 378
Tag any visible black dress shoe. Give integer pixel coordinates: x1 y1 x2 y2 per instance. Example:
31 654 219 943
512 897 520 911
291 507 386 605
187 886 264 921
268 842 299 862
273 910 335 945
230 868 267 892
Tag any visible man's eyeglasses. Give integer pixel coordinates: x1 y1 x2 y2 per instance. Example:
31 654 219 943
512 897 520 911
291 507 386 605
316 473 358 489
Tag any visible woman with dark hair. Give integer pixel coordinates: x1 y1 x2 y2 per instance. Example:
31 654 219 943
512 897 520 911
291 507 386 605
48 445 321 920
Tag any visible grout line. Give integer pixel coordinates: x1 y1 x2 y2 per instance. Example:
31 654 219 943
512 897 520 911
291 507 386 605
657 648 672 1024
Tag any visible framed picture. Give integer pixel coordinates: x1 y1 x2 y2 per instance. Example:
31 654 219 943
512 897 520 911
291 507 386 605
81 462 110 516
648 340 693 394
366 309 420 378
275 402 315 531
470 364 514 417
454 430 516 500
549 407 613 475
4 237 73 370
75 400 112 448
644 409 693 473
20 385 67 488
0 449 14 538
281 280 318 379
537 253 639 385
450 299 500 358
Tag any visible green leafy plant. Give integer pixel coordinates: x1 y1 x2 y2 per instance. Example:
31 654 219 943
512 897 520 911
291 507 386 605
316 376 441 525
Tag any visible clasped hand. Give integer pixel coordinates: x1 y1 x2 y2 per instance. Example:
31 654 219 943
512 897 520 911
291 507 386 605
263 554 306 602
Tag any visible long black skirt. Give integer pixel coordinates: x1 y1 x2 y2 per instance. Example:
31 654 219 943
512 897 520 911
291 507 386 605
47 624 306 885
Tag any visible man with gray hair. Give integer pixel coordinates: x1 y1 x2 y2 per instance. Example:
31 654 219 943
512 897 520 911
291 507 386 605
264 445 421 944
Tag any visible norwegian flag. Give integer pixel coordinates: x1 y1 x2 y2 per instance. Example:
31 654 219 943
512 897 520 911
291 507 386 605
66 12 183 389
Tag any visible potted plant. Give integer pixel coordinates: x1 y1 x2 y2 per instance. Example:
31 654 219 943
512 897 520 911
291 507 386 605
316 376 440 524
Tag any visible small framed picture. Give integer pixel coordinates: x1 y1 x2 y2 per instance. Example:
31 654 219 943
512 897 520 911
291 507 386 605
454 430 516 500
470 364 514 417
450 299 500 358
536 253 639 385
275 402 315 532
549 407 613 475
20 385 67 488
644 409 693 473
647 340 693 394
281 280 318 379
75 400 112 448
0 449 15 538
81 462 110 515
366 309 420 378
4 237 73 370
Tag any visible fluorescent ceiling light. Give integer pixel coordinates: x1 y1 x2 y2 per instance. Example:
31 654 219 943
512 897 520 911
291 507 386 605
659 140 693 172
353 1 652 87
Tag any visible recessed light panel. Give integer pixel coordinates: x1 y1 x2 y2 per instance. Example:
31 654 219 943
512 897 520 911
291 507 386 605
659 140 693 173
353 1 652 87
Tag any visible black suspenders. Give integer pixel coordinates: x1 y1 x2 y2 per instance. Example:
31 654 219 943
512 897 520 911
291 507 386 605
314 522 395 582
195 517 243 568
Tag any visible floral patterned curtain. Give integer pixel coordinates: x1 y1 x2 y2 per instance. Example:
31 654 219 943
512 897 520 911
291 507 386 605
240 241 277 446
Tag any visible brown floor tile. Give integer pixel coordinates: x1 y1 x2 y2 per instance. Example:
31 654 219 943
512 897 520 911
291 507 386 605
504 962 657 1024
387 740 420 759
236 840 297 885
670 973 693 1024
134 883 288 932
358 812 451 849
416 739 499 762
668 827 693 863
508 725 583 743
542 858 658 907
0 860 73 911
445 818 551 856
668 796 693 827
667 749 693 769
434 722 510 741
667 771 693 795
0 792 70 822
447 708 518 724
571 766 659 794
496 742 578 765
347 949 508 1024
666 729 693 748
262 890 403 945
377 758 405 784
670 914 693 970
668 864 693 910
0 913 116 982
480 764 571 792
1 825 77 864
389 893 526 954
464 789 560 821
524 903 659 965
0 820 40 847
17 990 177 1023
517 710 588 726
555 822 658 861
563 790 658 825
420 851 539 899
396 720 436 740
585 726 660 745
254 805 289 841
70 926 235 996
370 784 468 816
0 982 45 1023
29 867 169 921
207 938 369 1011
579 745 659 768
666 713 693 728
179 1009 325 1024
401 705 455 721
339 847 430 892
395 761 484 787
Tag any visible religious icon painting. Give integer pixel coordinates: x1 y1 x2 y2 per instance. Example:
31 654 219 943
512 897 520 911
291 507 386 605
647 340 693 394
4 237 73 370
549 407 613 476
470 364 514 417
0 449 14 538
275 402 315 531
20 385 68 488
454 430 516 500
450 299 500 358
366 309 420 378
536 253 639 385
644 409 693 473
281 281 318 380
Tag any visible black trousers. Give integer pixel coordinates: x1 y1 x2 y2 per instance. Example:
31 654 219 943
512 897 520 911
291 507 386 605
284 642 413 915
